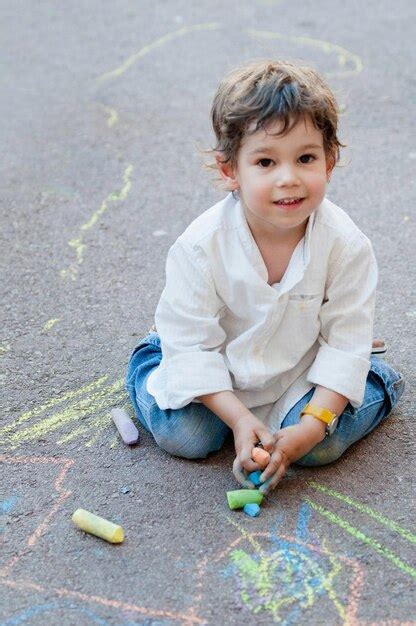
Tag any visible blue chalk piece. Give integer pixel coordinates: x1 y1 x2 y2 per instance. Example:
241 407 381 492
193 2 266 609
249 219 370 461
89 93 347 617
243 503 260 517
248 471 263 487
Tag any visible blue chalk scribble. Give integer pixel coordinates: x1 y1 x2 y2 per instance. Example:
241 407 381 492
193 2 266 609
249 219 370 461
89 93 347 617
0 496 18 514
0 601 172 626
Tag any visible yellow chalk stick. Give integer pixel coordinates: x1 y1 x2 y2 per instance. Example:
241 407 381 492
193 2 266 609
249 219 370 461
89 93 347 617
72 508 124 543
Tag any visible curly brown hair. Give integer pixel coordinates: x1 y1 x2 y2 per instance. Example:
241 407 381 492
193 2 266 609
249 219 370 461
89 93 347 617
204 59 344 181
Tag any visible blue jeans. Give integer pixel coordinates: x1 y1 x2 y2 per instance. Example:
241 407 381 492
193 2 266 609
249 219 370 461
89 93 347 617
125 332 405 466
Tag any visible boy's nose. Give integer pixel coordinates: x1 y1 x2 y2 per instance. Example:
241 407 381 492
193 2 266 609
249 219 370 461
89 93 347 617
275 165 300 187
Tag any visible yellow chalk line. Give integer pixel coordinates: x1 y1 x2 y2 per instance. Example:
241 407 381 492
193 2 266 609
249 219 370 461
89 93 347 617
0 376 109 437
96 22 221 85
319 538 345 620
9 379 123 443
225 515 265 555
247 29 363 77
60 164 133 281
305 499 416 579
42 318 60 331
3 393 120 449
309 481 416 545
85 431 120 449
100 104 119 127
1 378 125 450
56 412 111 445
57 405 132 446
109 434 121 449
95 23 362 89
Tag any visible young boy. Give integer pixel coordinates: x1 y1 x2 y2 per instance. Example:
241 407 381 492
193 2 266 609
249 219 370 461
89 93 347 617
126 60 405 495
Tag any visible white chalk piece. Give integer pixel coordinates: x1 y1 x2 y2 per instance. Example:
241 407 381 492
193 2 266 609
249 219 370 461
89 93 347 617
110 408 139 445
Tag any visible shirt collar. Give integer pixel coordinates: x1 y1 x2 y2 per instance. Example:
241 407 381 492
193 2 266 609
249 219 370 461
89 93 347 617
232 192 317 294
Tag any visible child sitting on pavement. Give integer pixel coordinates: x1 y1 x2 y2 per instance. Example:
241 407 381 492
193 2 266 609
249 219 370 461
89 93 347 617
126 59 405 495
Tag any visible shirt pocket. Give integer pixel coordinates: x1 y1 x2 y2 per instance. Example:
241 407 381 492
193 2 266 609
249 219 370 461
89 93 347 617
282 292 323 345
287 292 323 311
288 293 321 300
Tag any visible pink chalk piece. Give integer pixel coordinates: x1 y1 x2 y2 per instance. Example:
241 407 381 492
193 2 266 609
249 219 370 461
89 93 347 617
251 446 270 469
110 408 139 445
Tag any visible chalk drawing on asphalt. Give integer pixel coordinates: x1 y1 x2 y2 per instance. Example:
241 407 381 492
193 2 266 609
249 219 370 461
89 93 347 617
0 377 127 451
60 165 133 281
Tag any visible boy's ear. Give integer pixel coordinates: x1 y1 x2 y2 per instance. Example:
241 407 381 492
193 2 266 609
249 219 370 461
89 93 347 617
326 154 336 180
215 152 239 191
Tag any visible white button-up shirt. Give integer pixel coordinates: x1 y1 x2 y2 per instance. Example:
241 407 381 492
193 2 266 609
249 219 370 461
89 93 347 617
147 193 378 431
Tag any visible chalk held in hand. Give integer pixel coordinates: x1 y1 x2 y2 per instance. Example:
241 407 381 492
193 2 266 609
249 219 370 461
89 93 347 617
248 470 263 487
111 408 139 445
72 508 124 543
227 489 263 510
251 446 270 469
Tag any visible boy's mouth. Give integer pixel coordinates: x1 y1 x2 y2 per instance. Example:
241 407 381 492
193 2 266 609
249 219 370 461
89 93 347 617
273 197 305 208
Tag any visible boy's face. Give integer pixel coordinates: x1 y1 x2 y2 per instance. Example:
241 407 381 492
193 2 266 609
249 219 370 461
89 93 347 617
218 115 332 242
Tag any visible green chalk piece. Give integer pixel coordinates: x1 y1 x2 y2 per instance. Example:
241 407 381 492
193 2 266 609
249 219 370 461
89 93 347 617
72 508 124 543
227 489 263 510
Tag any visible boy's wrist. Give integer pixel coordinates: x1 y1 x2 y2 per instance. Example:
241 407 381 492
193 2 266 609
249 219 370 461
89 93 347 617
298 413 327 443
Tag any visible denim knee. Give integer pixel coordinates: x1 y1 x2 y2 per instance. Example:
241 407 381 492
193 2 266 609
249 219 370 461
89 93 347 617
294 438 345 467
150 404 230 460
126 334 163 427
368 356 406 414
294 358 406 467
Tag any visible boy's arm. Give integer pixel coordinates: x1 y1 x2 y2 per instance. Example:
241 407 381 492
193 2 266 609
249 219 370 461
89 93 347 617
306 233 378 408
258 385 349 493
306 385 349 420
149 239 234 410
196 390 252 429
282 384 349 446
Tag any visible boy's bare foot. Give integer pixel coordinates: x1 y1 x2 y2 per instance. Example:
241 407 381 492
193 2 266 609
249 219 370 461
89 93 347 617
372 339 385 348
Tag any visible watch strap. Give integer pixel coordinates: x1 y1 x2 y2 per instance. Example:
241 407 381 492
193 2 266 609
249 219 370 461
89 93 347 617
300 403 337 425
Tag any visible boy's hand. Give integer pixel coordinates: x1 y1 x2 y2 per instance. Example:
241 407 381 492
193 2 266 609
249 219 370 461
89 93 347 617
258 417 326 494
231 413 275 487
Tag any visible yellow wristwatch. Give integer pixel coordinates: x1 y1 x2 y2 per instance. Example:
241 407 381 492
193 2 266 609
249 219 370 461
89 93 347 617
300 403 339 436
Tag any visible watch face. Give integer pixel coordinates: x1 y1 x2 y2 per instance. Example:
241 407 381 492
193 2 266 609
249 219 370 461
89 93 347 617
327 415 339 436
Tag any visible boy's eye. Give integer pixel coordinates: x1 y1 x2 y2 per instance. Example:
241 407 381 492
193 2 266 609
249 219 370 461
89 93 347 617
257 158 273 167
299 154 316 164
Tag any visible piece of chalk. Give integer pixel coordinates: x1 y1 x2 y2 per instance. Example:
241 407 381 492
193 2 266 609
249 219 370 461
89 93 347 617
227 489 263 510
244 503 260 517
72 508 124 543
248 470 263 487
251 446 270 469
110 408 139 445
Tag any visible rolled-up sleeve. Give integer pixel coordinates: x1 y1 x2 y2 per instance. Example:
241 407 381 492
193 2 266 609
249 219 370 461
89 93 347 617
307 234 378 407
146 238 233 409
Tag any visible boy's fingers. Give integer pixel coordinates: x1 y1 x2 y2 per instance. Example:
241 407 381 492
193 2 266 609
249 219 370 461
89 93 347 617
242 457 261 473
240 445 261 473
258 430 275 453
260 464 286 494
259 449 283 483
232 457 255 488
232 458 247 486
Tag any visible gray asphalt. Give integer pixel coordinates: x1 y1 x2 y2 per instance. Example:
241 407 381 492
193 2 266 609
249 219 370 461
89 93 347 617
1 1 415 624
